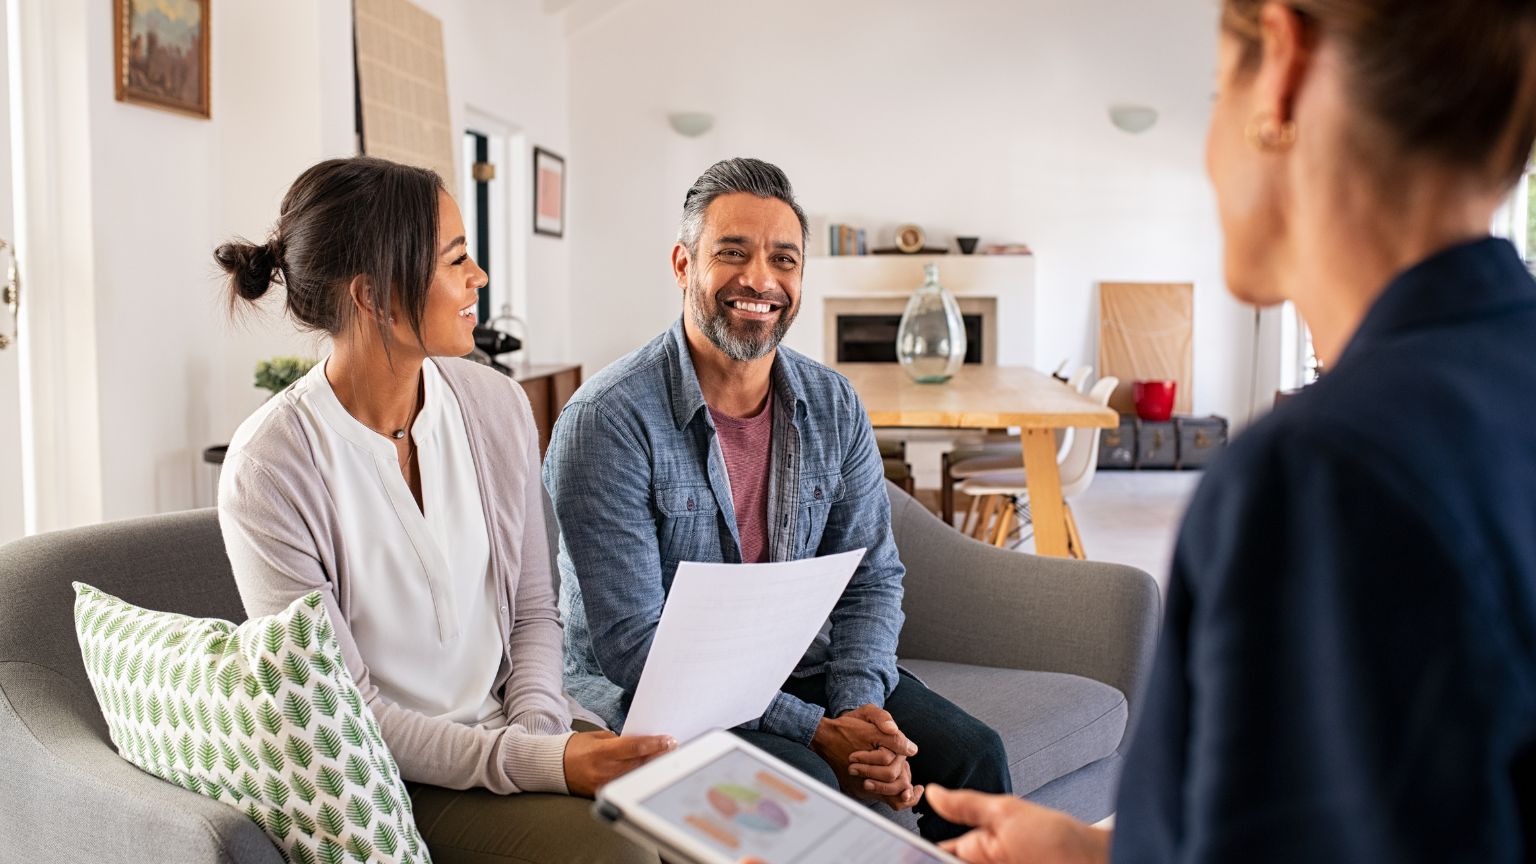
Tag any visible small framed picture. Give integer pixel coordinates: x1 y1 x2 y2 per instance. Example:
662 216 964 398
533 147 565 238
113 0 211 119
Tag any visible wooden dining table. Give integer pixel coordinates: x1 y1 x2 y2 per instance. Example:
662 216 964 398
834 363 1119 558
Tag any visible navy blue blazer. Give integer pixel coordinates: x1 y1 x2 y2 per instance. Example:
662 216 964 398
1114 238 1536 863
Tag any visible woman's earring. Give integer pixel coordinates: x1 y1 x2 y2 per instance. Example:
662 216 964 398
1245 113 1297 152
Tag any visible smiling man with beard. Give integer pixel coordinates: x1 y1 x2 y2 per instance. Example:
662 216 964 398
543 158 1011 842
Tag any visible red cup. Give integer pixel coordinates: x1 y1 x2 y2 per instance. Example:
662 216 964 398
1133 380 1177 422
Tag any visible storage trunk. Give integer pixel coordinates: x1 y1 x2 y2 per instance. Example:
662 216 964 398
1138 420 1178 469
1098 416 1138 470
1175 416 1229 469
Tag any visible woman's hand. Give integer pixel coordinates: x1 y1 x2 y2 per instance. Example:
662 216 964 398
928 785 1110 864
562 730 677 798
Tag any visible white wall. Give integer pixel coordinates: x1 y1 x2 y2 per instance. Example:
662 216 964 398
83 0 352 519
415 0 575 364
568 0 1260 421
44 0 573 522
35 0 1271 522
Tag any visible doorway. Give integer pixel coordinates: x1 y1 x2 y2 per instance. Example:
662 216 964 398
1 2 26 543
463 129 494 324
460 109 530 332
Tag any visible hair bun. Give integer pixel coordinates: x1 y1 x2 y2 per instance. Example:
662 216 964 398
214 239 280 302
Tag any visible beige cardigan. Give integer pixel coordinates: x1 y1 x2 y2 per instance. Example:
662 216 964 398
218 357 593 795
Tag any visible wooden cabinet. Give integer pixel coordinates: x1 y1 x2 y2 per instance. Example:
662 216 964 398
514 364 582 457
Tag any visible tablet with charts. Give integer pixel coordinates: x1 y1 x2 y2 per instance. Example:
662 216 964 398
594 730 962 864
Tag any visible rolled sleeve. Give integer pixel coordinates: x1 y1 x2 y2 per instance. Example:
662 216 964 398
742 691 826 746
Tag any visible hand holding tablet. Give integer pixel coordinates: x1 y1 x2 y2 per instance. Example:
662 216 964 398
595 730 962 864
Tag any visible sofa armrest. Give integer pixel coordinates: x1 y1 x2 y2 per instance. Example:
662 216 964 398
887 482 1161 752
0 661 284 864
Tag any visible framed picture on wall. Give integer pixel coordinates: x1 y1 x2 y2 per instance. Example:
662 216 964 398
113 0 211 119
533 147 565 238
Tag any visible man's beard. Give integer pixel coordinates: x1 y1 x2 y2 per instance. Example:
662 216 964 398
687 274 797 362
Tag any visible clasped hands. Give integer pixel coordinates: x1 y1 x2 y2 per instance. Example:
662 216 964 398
811 704 922 810
559 704 923 810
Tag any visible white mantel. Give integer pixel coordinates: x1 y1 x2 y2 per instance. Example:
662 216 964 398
782 254 1037 367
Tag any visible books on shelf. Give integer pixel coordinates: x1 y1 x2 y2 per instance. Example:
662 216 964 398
817 223 1032 257
828 223 868 256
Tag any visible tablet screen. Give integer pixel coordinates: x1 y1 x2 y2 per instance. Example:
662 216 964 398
640 746 949 863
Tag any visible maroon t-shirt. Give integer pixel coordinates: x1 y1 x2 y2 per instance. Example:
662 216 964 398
708 392 774 564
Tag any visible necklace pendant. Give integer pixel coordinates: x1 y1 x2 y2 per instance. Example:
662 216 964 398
391 429 406 440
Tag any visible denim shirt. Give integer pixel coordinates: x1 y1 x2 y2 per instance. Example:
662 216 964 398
543 318 905 745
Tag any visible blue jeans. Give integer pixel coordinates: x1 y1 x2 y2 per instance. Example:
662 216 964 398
733 670 1011 842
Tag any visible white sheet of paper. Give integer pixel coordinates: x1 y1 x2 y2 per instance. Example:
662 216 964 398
622 548 867 743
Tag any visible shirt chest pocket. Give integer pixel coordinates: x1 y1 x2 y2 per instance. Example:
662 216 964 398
654 485 723 564
796 472 844 556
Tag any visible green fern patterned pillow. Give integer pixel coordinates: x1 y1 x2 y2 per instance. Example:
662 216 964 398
72 584 430 864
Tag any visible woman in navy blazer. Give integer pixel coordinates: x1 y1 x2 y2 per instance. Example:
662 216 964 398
926 2 1536 862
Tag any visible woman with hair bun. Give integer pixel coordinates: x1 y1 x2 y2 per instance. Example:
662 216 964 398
921 2 1536 862
215 156 667 864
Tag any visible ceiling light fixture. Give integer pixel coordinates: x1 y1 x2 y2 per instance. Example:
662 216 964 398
1109 105 1159 135
667 112 715 138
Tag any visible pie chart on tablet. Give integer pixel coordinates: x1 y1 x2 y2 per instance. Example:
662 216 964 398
707 784 790 832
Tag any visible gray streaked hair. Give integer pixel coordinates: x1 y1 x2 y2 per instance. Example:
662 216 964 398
677 157 810 255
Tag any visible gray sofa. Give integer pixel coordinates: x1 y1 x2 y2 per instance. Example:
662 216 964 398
0 484 1159 862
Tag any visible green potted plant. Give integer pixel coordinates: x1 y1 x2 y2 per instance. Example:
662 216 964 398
254 356 317 397
205 356 318 477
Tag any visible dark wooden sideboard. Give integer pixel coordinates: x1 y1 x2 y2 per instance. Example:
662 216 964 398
514 364 582 457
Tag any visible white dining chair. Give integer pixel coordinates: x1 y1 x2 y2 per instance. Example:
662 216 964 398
942 365 1094 523
960 375 1119 556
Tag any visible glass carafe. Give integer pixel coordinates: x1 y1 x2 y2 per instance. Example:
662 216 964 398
896 263 967 383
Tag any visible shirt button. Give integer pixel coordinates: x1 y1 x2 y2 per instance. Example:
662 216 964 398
687 497 696 511
500 606 508 614
813 486 823 500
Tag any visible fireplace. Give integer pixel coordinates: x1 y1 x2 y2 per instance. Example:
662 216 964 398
793 258 1028 489
823 296 997 366
835 314 984 364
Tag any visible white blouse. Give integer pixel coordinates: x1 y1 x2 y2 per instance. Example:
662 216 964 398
233 358 504 724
